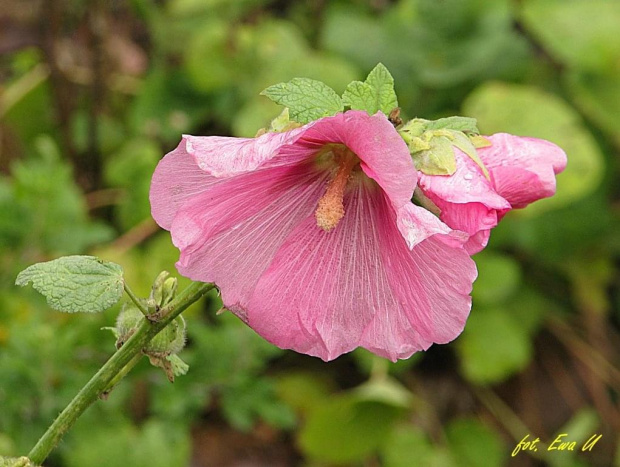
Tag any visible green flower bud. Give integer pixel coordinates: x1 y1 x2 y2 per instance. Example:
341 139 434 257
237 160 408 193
161 277 178 307
113 305 143 347
149 271 171 309
145 316 186 356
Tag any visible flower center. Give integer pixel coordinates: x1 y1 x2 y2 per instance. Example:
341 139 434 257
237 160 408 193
315 147 359 232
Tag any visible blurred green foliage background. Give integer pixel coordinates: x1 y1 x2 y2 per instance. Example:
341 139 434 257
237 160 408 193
1 0 619 466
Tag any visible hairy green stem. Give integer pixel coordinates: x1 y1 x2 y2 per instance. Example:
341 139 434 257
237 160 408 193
27 281 215 465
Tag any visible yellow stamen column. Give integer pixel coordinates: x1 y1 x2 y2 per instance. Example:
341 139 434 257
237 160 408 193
315 150 358 231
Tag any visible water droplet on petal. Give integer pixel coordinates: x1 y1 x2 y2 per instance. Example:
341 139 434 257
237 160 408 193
464 173 473 181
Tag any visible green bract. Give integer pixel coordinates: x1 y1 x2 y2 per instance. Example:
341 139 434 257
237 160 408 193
399 117 489 178
15 256 124 313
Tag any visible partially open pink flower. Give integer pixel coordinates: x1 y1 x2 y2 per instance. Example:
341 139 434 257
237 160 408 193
150 111 477 361
418 133 567 254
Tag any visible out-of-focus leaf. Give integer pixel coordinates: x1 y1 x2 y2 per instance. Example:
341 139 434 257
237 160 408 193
184 20 236 93
352 348 420 376
521 0 620 73
299 395 403 463
381 424 457 467
446 418 505 467
221 377 296 431
10 136 112 254
472 251 522 306
490 193 615 262
65 419 190 467
130 67 210 143
463 82 604 213
458 307 532 384
275 372 335 415
546 409 600 467
354 378 412 409
16 256 124 313
567 72 620 145
105 138 159 230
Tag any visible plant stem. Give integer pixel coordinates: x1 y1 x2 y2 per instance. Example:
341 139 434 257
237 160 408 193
27 281 215 466
123 282 150 317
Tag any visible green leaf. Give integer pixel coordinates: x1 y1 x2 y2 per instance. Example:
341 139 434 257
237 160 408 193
342 63 398 115
365 63 398 114
16 256 124 313
342 80 376 113
260 78 343 124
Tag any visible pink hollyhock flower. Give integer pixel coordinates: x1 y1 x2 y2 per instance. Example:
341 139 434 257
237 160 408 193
417 133 567 254
150 111 477 361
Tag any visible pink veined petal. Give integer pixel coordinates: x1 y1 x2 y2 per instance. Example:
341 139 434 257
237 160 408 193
417 149 510 252
247 182 476 362
279 111 417 209
170 162 330 320
396 202 468 250
360 192 477 360
418 149 510 208
479 133 568 209
463 228 492 255
183 125 309 177
426 196 499 255
149 138 220 230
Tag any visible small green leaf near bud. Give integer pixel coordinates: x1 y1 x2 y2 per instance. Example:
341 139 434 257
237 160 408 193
342 63 398 116
261 78 343 124
15 256 124 313
166 354 189 377
342 81 376 113
423 116 479 134
364 63 398 115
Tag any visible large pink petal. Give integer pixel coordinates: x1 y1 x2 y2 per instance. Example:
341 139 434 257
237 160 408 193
479 133 568 209
183 126 309 177
360 194 477 360
170 162 329 319
279 111 417 209
149 139 220 230
247 182 476 361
